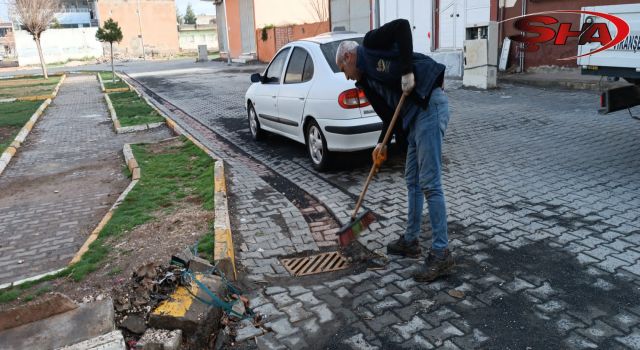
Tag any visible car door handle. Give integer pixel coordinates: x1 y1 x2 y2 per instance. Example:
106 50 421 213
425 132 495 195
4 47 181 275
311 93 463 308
298 97 305 101
272 96 277 99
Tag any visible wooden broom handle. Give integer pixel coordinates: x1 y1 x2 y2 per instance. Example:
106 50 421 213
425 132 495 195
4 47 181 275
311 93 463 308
351 93 408 220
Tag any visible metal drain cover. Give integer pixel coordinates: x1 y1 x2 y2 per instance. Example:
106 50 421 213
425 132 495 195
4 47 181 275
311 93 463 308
280 251 349 276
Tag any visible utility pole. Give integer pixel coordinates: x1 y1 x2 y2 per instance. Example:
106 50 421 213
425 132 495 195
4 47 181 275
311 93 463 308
223 0 231 65
136 0 146 59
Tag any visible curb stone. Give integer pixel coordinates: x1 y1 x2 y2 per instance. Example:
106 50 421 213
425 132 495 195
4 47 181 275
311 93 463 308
97 72 105 92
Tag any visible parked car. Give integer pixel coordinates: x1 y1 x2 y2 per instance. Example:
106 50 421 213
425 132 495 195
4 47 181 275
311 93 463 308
244 33 382 170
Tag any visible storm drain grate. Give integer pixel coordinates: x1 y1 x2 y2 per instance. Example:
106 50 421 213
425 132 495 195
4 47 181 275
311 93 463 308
280 251 349 276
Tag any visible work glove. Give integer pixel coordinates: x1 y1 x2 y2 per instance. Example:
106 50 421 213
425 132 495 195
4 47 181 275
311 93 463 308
401 72 415 94
372 143 387 167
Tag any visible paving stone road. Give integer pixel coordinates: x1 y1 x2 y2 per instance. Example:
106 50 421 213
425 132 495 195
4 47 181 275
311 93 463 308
0 74 171 285
129 62 640 349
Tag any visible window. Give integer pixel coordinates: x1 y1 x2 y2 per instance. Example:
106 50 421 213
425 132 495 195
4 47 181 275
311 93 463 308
321 37 364 73
302 55 314 82
284 47 306 84
285 47 314 84
264 47 290 84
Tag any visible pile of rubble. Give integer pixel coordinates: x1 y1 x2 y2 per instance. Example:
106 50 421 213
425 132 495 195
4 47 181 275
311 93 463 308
113 262 181 341
113 252 262 349
0 250 264 349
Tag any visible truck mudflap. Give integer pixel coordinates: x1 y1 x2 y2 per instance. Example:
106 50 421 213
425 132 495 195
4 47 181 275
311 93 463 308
599 84 640 114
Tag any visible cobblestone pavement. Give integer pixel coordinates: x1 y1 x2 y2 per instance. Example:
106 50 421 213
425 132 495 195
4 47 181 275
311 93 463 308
0 74 171 285
128 63 640 349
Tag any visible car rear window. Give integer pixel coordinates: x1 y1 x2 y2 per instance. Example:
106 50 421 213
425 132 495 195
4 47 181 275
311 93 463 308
321 37 364 73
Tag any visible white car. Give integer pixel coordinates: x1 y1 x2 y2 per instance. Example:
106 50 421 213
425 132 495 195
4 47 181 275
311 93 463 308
245 33 382 170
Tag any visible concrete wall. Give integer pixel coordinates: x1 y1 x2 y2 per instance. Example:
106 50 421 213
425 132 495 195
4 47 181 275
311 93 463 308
96 0 179 57
14 28 102 66
256 21 330 62
254 0 321 28
330 0 370 33
179 28 219 51
500 0 633 69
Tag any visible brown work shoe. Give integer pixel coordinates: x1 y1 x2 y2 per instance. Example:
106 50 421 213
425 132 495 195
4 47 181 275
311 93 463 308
413 249 454 282
387 237 421 258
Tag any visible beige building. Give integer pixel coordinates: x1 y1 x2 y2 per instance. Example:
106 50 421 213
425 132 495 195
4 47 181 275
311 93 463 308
178 24 218 52
95 0 180 57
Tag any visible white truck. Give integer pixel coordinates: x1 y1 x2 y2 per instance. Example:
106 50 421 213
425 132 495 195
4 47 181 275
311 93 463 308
578 3 640 115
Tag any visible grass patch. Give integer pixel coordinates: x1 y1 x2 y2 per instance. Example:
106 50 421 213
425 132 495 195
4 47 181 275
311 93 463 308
0 270 67 305
109 91 165 127
0 76 61 99
0 100 43 153
0 289 20 303
99 71 128 90
67 136 214 281
197 225 215 262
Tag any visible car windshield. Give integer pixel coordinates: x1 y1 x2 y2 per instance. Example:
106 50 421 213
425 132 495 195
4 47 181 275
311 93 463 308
321 37 364 73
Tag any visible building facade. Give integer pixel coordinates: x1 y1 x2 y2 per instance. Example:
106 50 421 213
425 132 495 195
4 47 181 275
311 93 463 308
95 0 179 57
0 22 15 58
178 24 219 52
215 0 326 61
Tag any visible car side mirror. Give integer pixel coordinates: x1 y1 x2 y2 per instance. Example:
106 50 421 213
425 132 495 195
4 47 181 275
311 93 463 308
251 73 262 83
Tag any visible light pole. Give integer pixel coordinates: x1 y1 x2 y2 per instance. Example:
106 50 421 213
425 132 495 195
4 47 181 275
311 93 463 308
222 0 231 65
136 0 146 59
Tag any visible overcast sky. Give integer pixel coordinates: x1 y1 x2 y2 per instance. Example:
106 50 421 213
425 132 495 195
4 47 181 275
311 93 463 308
0 0 215 22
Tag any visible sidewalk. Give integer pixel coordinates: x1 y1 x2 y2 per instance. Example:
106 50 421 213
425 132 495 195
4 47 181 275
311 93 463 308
499 67 630 91
0 74 171 285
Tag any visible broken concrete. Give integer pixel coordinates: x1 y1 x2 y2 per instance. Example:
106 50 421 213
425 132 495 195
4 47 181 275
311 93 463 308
120 314 147 334
149 274 225 346
57 330 126 350
188 256 214 274
0 298 115 350
136 328 182 350
0 292 78 331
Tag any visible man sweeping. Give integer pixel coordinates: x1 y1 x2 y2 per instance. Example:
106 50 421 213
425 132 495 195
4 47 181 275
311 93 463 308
335 19 453 282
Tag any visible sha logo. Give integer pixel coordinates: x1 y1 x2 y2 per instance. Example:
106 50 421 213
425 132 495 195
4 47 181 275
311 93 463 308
504 10 630 60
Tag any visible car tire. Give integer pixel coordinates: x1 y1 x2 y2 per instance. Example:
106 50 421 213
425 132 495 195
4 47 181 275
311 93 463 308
306 120 330 171
248 103 265 141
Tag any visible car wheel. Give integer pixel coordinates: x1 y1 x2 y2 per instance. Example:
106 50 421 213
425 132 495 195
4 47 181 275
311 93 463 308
248 103 264 141
306 120 330 171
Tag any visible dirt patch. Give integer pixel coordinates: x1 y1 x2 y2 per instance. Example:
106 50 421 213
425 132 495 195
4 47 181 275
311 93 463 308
0 78 58 88
0 126 18 147
144 137 183 154
0 157 129 204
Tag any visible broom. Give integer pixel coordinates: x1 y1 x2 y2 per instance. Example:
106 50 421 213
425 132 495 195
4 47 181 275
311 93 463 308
337 93 408 247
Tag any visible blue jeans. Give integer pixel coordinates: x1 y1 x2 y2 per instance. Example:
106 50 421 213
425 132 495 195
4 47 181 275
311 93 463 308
403 88 450 252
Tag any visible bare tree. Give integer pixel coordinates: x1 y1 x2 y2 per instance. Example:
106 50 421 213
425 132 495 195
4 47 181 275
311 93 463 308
12 0 60 79
308 0 329 23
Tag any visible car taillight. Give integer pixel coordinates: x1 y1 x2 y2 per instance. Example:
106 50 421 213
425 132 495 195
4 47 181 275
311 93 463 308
338 88 371 109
